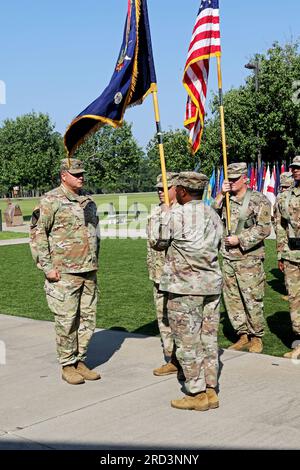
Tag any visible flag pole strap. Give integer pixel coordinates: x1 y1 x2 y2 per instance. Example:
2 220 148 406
216 56 231 234
151 90 169 206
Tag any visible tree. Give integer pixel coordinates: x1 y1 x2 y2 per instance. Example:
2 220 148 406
145 128 196 187
0 112 64 195
201 40 300 169
74 122 144 193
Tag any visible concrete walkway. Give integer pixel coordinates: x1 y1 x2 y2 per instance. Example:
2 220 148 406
0 238 29 246
0 314 299 450
0 221 148 243
0 226 276 246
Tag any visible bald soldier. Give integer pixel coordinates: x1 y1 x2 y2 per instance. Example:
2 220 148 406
146 172 184 379
275 156 300 359
34 159 101 385
214 162 271 353
149 172 223 411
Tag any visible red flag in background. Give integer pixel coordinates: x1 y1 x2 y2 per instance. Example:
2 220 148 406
253 165 258 191
250 166 255 189
183 0 221 154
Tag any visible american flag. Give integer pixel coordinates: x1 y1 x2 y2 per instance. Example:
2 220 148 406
183 0 221 154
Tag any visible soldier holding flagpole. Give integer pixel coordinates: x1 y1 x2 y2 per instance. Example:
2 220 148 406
214 163 271 353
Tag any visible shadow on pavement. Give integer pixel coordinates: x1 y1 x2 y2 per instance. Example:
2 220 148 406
220 309 236 344
266 311 293 348
0 440 224 451
86 322 158 369
267 268 287 296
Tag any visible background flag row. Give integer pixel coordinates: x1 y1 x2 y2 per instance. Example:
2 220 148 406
204 161 289 205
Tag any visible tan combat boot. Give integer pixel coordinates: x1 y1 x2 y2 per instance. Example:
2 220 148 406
228 334 250 351
76 361 101 380
283 344 300 359
171 392 209 411
153 362 178 376
62 365 85 385
248 336 263 353
206 388 219 409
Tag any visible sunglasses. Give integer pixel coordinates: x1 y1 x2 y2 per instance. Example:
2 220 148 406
69 172 84 178
228 177 241 183
157 186 172 191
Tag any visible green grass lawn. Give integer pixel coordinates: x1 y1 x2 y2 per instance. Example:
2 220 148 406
0 232 28 239
0 192 158 221
0 239 293 357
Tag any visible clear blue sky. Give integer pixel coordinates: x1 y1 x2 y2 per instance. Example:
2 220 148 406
1 0 299 149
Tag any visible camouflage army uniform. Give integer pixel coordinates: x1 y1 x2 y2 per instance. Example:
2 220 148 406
146 172 179 364
149 172 223 396
220 184 271 338
273 172 293 232
275 176 300 336
35 181 100 367
147 204 174 360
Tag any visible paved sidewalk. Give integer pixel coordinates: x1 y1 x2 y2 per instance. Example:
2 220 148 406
0 314 299 450
0 216 277 240
0 221 148 242
0 238 29 246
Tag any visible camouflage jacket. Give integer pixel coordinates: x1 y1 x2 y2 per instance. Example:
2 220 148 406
216 190 271 260
146 204 166 283
146 202 180 283
275 185 300 262
35 184 100 275
148 200 223 295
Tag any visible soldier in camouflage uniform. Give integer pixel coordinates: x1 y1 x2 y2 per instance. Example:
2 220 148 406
214 162 271 353
273 172 293 228
34 159 101 385
275 156 300 359
273 172 293 302
146 172 184 378
149 172 223 411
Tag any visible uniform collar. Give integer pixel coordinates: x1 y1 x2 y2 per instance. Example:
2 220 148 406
291 184 300 196
230 190 249 205
60 184 84 202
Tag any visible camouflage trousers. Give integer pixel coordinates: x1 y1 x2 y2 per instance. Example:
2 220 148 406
44 271 98 366
284 260 300 335
167 293 220 395
153 283 175 360
223 258 265 337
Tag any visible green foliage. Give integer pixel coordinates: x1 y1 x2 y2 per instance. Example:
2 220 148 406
202 41 300 167
254 41 300 160
1 40 300 193
144 129 196 188
74 122 144 193
0 112 64 194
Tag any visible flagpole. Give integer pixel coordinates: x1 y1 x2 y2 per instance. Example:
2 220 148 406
152 90 170 206
216 55 231 234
